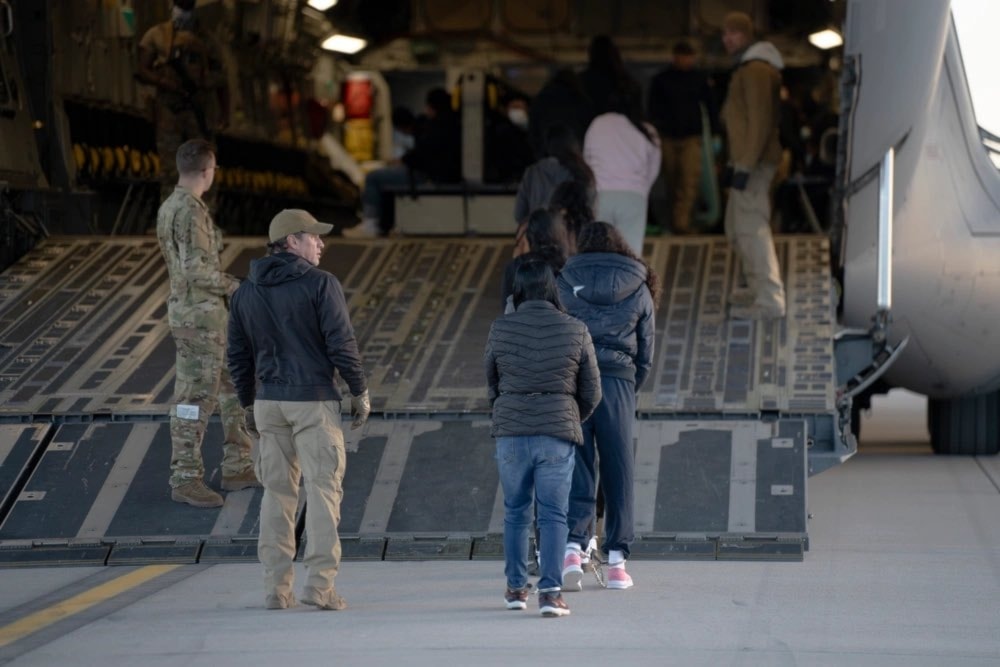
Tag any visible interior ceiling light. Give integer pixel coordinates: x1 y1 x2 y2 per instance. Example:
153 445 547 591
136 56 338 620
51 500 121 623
308 0 338 10
321 34 367 54
809 29 843 50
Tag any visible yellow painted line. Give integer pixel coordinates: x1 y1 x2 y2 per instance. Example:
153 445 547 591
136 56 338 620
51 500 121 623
0 564 182 648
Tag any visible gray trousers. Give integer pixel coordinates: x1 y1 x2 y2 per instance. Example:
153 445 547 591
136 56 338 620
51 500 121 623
723 164 785 310
596 190 648 257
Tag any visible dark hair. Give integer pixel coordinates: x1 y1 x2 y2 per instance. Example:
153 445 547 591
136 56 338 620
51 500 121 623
588 35 628 79
545 124 594 191
607 87 657 144
576 222 661 301
176 138 215 175
512 258 561 310
525 208 570 272
391 106 415 129
266 232 303 255
425 87 453 116
548 180 593 240
672 40 695 56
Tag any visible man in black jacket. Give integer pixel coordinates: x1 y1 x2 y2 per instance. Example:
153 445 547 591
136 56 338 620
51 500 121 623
228 209 370 611
648 41 717 234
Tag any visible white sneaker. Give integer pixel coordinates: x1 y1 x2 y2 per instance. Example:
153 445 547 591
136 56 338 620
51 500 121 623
342 217 379 238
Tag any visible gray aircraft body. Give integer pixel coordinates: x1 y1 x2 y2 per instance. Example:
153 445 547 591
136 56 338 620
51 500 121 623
839 0 1000 454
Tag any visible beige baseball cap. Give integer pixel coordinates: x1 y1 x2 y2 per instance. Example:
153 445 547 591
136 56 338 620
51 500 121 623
268 209 334 242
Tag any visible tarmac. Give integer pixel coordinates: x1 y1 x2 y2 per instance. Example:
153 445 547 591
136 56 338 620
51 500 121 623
1 390 999 667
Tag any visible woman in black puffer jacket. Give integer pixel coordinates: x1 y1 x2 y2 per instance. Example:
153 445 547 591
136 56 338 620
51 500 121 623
556 221 658 592
485 259 601 617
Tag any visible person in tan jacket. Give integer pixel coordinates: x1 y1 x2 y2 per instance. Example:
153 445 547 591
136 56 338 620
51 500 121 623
720 11 786 320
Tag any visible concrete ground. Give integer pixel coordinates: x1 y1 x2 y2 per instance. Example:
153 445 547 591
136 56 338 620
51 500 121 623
1 390 999 667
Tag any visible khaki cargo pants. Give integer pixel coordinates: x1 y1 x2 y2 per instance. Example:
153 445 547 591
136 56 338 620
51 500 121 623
660 135 702 233
253 399 346 599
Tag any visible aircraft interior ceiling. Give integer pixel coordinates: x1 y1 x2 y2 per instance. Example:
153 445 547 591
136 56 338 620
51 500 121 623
316 0 846 70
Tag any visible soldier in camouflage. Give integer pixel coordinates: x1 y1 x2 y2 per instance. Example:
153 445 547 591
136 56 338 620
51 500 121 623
156 138 257 508
137 0 229 202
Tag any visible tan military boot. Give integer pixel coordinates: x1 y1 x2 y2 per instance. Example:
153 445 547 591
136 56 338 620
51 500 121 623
221 468 262 491
171 480 224 508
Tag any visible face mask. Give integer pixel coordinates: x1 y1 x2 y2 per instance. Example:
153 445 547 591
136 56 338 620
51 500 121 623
508 108 528 129
172 7 196 30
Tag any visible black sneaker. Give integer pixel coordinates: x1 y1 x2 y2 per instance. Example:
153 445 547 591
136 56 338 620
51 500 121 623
504 584 531 610
538 591 570 617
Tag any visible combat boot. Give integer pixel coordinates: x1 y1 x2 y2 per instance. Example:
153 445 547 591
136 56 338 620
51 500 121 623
171 480 224 508
221 468 262 491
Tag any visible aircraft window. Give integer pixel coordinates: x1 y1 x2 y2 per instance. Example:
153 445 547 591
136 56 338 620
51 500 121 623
952 0 1000 166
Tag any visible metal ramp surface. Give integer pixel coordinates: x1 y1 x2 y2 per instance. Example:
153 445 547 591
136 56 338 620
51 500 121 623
0 235 837 565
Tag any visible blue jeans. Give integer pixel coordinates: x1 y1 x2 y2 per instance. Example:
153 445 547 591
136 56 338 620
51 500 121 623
567 375 636 558
496 435 575 592
361 165 424 227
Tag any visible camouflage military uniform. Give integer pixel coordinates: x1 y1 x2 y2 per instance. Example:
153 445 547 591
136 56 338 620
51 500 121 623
156 185 252 488
140 20 226 201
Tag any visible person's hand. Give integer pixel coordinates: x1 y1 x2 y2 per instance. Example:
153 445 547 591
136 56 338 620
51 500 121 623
350 389 371 430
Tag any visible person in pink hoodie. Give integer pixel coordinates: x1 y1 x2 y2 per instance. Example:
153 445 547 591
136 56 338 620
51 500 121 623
584 92 661 256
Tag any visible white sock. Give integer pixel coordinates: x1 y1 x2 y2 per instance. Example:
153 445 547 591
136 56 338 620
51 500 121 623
608 549 626 566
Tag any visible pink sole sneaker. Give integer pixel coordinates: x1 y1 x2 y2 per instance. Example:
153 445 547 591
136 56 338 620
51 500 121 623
562 551 584 592
606 566 633 590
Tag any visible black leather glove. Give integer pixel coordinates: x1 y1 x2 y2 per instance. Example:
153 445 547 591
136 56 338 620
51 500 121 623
731 169 750 191
721 165 733 189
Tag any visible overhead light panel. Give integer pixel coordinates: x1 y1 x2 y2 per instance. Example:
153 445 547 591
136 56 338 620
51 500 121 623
308 0 338 10
809 29 843 50
321 34 367 54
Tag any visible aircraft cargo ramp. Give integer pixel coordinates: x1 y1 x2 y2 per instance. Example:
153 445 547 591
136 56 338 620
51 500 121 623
0 235 844 566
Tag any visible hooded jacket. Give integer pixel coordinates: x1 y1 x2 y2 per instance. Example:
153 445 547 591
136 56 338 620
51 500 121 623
584 113 661 195
557 253 655 389
721 41 784 170
227 252 367 407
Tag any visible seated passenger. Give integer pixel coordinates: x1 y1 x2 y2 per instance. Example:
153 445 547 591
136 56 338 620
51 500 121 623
484 94 536 184
344 88 461 238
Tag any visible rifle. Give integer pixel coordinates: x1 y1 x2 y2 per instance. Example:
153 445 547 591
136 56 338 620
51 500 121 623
167 48 211 139
161 20 211 138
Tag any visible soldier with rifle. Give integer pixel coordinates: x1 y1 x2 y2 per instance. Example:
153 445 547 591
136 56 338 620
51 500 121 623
138 0 229 202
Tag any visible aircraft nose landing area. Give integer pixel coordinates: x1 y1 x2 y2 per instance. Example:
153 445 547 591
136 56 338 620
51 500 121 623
0 236 836 565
